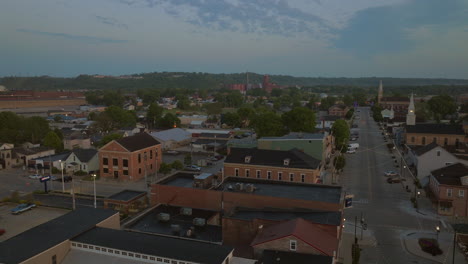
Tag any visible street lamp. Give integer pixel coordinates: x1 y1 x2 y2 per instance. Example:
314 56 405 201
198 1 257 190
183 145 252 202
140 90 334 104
59 160 65 193
436 226 440 243
92 173 97 208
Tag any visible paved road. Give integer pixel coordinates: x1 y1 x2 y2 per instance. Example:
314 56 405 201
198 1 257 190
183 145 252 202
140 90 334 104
340 107 441 264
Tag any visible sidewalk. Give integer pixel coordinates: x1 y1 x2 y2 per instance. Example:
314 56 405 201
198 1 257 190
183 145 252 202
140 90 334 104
402 231 466 263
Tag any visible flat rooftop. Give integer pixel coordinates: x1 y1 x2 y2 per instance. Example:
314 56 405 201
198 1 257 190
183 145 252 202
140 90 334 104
160 172 216 188
0 208 117 264
221 177 342 204
106 190 146 202
72 227 232 264
228 208 342 226
126 205 222 243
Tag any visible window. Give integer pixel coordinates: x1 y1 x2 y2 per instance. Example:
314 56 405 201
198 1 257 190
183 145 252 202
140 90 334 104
150 257 156 261
123 170 128 175
290 240 297 251
135 254 141 258
150 150 153 159
52 255 57 264
77 244 82 248
459 190 465 197
267 171 272 179
115 250 120 255
103 158 108 165
164 259 170 263
445 162 454 166
235 168 239 177
101 248 107 252
83 245 88 248
422 137 426 145
411 137 415 143
142 255 148 260
103 168 108 173
256 170 261 178
150 164 153 169
157 258 163 261
245 169 250 177
245 156 251 163
128 253 134 257
172 261 177 264
123 159 128 167
301 174 305 183
447 189 452 197
139 168 142 174
444 138 448 146
278 172 282 181
72 242 76 246
284 159 290 166
89 246 94 249
95 247 100 250
289 173 294 182
437 151 441 157
108 249 113 253
433 137 437 143
138 154 141 163
122 252 127 256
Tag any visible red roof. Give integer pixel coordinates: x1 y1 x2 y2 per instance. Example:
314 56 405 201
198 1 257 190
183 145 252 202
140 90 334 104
250 218 338 256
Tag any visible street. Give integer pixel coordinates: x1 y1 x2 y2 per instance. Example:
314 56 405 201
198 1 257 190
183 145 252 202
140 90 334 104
340 107 443 264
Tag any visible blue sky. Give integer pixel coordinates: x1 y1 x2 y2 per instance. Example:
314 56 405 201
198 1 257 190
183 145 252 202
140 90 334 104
1 0 468 78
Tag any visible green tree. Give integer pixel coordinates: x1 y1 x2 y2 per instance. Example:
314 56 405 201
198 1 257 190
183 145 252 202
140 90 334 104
171 160 184 170
427 95 457 122
43 131 63 152
54 128 64 140
251 111 285 138
371 105 383 122
282 107 316 133
352 89 367 106
147 103 164 128
159 162 172 175
176 96 191 110
343 94 354 106
270 88 283 97
159 113 181 128
102 90 125 107
331 119 350 151
25 116 50 144
184 153 192 165
237 107 255 127
415 102 431 122
345 109 355 119
205 102 223 116
333 155 346 171
319 97 336 111
98 133 123 147
222 112 241 127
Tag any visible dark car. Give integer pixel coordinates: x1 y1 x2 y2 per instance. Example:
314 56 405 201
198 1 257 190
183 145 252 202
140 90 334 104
54 176 72 182
387 177 401 184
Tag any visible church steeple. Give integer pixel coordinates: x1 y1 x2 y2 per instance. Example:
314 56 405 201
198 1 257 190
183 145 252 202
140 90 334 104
377 80 383 105
406 93 416 126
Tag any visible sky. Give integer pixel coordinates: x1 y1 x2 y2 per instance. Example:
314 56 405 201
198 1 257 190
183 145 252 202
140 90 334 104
1 0 468 78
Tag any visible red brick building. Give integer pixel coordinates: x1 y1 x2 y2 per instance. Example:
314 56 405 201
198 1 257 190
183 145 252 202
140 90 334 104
99 133 161 181
328 104 350 117
223 148 322 184
428 163 468 217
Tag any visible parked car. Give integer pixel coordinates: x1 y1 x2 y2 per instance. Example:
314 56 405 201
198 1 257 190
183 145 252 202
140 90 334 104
215 155 224 160
28 174 42 179
384 171 398 177
185 165 201 171
53 176 72 182
350 137 358 141
234 135 242 139
166 150 179 155
346 149 356 154
348 143 359 149
386 177 401 184
11 203 36 215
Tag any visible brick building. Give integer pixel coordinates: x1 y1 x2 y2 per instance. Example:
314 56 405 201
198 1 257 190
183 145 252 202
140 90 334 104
224 148 322 184
405 124 466 147
328 104 349 117
380 97 410 119
428 163 468 217
99 133 161 181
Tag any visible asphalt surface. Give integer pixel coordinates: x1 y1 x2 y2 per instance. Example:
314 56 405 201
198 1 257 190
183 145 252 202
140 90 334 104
341 107 441 264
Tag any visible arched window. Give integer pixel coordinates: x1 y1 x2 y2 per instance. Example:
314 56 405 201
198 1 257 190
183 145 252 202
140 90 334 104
456 138 460 148
444 138 448 146
433 138 437 143
422 137 426 145
411 137 415 143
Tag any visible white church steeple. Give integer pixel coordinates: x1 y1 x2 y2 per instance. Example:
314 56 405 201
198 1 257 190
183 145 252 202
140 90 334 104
406 93 416 126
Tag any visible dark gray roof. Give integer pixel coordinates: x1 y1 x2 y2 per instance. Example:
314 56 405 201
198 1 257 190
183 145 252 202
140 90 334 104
13 146 54 156
0 208 117 264
116 132 160 152
382 96 410 102
222 177 342 204
261 132 325 140
72 227 233 264
259 250 333 264
106 190 146 202
412 142 439 156
199 133 231 139
406 124 465 135
72 148 98 163
431 163 468 186
228 208 342 226
225 148 321 169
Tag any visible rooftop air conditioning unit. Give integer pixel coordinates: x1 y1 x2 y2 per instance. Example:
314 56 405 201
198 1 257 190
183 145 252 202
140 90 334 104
235 183 244 191
157 213 170 222
193 218 206 227
171 224 181 235
180 207 192 216
245 184 255 193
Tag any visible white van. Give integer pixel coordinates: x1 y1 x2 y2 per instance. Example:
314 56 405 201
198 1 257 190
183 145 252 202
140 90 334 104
348 143 359 149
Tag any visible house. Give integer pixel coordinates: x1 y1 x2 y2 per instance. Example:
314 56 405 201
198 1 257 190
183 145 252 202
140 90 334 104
428 163 468 217
72 148 99 173
251 218 338 260
63 132 91 150
328 105 349 117
224 148 322 184
0 143 14 169
405 124 466 147
316 116 341 130
257 132 334 164
99 133 162 181
192 133 232 152
406 142 468 183
13 146 55 167
118 127 141 137
150 128 192 150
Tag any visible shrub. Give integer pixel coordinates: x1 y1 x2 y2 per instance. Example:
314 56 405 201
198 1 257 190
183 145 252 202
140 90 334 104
73 170 88 176
418 238 443 256
52 167 60 174
2 197 11 202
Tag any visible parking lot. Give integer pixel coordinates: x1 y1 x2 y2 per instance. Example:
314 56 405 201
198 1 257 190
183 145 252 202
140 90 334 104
0 203 69 242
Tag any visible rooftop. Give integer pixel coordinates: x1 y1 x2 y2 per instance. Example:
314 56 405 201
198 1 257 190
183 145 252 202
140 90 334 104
259 250 333 264
106 190 147 202
13 146 54 156
161 172 202 188
410 142 440 156
406 124 465 135
72 227 232 264
225 148 321 169
221 177 342 204
431 163 468 186
115 132 161 152
72 148 98 163
227 208 341 226
150 128 191 142
0 208 117 264
126 205 222 243
260 132 326 141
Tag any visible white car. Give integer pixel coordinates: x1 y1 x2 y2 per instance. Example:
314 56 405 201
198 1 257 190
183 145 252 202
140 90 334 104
346 149 356 154
28 174 42 179
384 171 399 177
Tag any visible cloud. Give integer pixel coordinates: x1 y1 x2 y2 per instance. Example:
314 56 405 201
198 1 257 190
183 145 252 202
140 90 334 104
94 15 128 30
16 28 128 44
